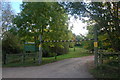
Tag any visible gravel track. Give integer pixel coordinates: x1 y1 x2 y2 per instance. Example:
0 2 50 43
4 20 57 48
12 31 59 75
2 56 94 78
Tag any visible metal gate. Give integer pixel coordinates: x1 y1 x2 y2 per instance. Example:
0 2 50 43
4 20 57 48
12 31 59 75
38 25 99 66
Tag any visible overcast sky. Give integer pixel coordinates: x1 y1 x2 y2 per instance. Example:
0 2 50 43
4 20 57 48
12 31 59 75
11 2 88 36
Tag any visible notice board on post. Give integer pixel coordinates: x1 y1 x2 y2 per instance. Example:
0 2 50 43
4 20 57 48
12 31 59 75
24 45 36 52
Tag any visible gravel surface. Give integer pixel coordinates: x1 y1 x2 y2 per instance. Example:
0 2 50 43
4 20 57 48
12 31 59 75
2 56 94 78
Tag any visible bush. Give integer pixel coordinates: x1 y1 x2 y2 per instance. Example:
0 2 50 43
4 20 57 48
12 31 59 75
42 43 69 57
83 41 94 52
2 31 23 54
48 52 56 57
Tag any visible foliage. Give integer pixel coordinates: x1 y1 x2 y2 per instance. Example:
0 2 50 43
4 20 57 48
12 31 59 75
74 35 83 46
2 31 23 54
13 2 73 56
1 2 23 54
67 30 75 48
62 2 120 51
2 2 14 32
90 60 119 78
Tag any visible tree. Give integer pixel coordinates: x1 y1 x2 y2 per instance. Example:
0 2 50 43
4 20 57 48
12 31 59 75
2 2 24 54
13 2 71 56
2 2 14 32
2 31 23 54
62 2 120 51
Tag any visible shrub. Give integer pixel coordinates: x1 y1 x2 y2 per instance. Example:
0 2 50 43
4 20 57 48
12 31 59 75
2 31 23 54
42 43 69 57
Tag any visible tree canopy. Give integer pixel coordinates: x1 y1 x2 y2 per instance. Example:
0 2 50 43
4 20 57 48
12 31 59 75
62 2 120 51
13 2 73 56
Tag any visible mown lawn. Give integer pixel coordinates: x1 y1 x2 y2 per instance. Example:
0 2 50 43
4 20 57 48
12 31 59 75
3 47 93 67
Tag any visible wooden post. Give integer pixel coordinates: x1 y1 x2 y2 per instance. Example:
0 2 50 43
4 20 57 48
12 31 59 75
3 54 7 64
55 47 57 59
22 53 24 63
118 53 120 65
94 25 98 67
38 34 42 64
74 43 76 52
74 47 75 52
99 53 103 65
33 52 36 63
55 54 57 59
22 53 25 63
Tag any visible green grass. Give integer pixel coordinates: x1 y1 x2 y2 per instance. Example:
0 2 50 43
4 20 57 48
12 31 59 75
90 60 119 79
3 47 93 67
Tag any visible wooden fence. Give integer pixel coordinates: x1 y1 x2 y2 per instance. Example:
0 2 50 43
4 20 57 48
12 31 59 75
98 52 120 65
3 52 39 64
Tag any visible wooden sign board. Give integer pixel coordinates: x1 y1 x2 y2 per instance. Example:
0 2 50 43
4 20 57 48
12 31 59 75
94 42 98 47
24 45 36 51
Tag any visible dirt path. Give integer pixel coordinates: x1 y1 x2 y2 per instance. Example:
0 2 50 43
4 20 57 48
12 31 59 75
2 56 94 78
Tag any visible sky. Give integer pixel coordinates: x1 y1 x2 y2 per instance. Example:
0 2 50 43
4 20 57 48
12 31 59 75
68 16 88 36
11 2 88 36
11 2 22 13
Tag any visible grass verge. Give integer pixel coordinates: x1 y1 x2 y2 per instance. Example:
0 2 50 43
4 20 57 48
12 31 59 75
90 60 119 79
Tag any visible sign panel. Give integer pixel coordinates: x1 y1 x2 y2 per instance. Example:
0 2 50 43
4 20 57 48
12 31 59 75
24 45 36 51
94 42 98 47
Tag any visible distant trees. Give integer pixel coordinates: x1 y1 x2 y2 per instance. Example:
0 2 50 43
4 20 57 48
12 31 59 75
2 2 14 32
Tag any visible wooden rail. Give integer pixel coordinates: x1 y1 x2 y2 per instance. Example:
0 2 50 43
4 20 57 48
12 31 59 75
3 53 38 64
98 52 120 65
